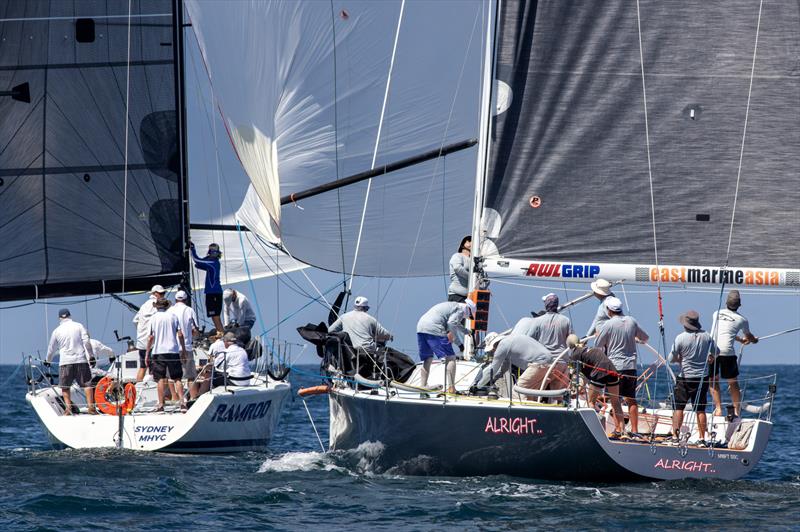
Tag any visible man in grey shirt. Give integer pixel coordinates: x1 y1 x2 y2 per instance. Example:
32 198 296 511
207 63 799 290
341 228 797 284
475 333 552 388
416 300 476 392
512 293 573 357
668 310 719 444
709 290 758 417
594 296 648 435
585 278 615 337
447 236 471 302
328 296 393 353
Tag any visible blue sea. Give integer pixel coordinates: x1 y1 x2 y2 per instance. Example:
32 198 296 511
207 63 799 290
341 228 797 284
1 364 798 530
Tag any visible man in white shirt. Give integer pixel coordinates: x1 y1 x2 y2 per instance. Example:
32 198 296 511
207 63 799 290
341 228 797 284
710 290 758 417
190 332 252 398
133 285 166 382
45 308 96 415
169 290 199 383
87 338 115 385
222 289 256 330
146 299 187 411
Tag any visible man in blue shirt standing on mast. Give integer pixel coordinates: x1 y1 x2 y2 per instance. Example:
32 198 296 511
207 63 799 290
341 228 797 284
190 241 224 333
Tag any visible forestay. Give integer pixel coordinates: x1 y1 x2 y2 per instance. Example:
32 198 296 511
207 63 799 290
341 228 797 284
0 0 187 300
185 1 485 277
482 0 800 287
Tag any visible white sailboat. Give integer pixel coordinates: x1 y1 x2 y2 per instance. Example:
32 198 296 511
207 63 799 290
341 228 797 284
1 0 302 452
183 0 797 479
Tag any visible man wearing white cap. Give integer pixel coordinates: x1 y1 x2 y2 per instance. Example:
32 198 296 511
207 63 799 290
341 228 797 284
45 308 96 415
594 296 649 435
169 290 199 384
512 293 573 357
416 300 476 392
222 288 256 330
475 333 553 390
328 296 393 353
586 278 615 338
132 285 166 382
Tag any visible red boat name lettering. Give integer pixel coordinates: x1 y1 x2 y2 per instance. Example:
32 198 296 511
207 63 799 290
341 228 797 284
484 416 542 436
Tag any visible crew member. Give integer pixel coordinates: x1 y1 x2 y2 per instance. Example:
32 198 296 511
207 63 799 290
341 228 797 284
710 290 758 417
416 300 476 393
669 311 719 445
170 290 199 386
594 296 649 435
190 241 224 333
45 308 96 415
146 299 187 412
222 288 256 330
475 333 553 390
132 285 166 382
566 334 625 436
586 278 615 337
512 293 573 356
328 296 392 353
87 338 115 386
447 236 471 302
191 332 252 398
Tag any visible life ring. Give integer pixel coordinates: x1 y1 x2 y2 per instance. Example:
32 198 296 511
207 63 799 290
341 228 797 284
94 376 137 415
297 384 330 397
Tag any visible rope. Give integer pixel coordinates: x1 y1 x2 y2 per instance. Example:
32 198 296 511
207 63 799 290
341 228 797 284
302 398 326 453
235 221 267 335
120 0 133 293
348 0 406 290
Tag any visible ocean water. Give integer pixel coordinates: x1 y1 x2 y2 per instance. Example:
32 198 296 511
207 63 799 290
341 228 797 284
1 364 798 530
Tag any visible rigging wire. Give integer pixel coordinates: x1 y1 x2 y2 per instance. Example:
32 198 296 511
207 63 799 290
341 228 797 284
329 0 347 289
120 0 133 293
348 0 406 291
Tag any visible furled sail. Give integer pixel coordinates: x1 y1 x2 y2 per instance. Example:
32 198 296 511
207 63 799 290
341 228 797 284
185 1 484 277
0 0 187 300
483 0 799 287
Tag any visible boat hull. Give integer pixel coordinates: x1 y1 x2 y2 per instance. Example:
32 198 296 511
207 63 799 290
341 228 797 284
329 390 771 481
26 383 290 453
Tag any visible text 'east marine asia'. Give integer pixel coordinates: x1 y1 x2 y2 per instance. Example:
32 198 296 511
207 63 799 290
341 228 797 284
524 263 600 279
485 416 542 436
135 425 174 442
210 401 272 423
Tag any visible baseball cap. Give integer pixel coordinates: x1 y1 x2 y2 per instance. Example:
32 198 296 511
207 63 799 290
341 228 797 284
463 299 477 318
483 331 506 353
605 296 623 313
223 288 235 302
150 284 166 294
175 290 188 301
58 308 71 318
354 296 369 308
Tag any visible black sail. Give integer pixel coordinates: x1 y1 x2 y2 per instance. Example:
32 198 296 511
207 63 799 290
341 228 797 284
0 0 187 301
485 0 800 270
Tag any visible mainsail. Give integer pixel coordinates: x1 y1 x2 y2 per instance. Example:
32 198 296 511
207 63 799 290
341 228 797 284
0 0 188 300
185 1 485 277
482 0 799 286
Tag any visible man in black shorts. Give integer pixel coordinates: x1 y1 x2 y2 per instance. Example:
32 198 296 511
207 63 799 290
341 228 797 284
668 310 719 445
567 335 625 436
190 241 224 333
146 299 188 411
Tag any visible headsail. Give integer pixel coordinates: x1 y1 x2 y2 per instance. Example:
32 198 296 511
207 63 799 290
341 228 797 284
0 0 188 300
482 0 799 286
185 1 485 277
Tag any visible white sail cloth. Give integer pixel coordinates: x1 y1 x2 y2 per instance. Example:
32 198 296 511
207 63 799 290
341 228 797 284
185 0 484 277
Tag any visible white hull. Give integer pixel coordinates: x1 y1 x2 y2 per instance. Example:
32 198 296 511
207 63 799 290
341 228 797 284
26 381 290 453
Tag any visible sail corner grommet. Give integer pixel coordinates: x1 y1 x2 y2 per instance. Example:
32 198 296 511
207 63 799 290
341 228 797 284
529 195 542 208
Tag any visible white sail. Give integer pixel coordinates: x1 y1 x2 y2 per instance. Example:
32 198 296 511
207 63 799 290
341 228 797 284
185 0 485 277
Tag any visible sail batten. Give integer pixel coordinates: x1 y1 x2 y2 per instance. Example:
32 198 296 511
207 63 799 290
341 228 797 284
483 0 800 273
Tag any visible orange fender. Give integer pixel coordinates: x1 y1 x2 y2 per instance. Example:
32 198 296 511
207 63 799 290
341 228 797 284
297 384 330 397
94 376 137 415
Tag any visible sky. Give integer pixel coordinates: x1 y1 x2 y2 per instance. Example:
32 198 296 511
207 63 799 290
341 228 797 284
1 3 798 368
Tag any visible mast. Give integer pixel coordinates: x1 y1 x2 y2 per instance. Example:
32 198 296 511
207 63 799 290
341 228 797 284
174 0 192 293
466 0 498 356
